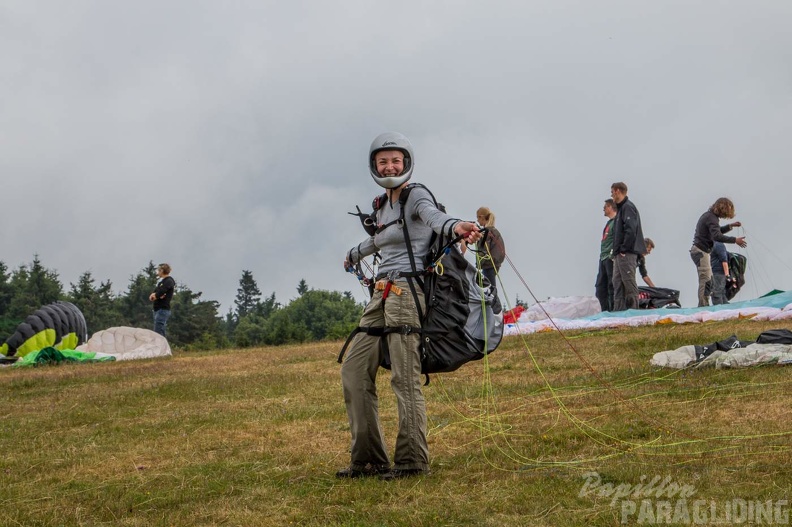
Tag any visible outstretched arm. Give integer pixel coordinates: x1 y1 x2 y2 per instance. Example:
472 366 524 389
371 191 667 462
454 221 482 244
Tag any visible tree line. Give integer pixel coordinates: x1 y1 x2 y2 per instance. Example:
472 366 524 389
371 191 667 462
0 256 363 350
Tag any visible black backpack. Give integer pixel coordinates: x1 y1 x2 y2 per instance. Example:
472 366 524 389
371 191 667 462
725 252 747 300
755 329 792 345
638 286 681 309
340 183 503 380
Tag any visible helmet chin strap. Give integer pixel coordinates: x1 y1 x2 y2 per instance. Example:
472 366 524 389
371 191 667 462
375 174 410 189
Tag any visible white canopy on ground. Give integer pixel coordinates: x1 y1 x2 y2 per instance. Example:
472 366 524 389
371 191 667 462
505 292 792 336
651 343 792 369
518 296 601 322
76 326 172 361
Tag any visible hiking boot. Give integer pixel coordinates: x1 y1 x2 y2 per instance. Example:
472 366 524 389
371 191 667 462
379 468 428 481
335 464 390 479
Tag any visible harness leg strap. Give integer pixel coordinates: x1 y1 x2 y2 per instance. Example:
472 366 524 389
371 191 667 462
337 326 386 363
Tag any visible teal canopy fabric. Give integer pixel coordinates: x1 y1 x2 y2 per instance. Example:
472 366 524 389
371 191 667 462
589 290 792 320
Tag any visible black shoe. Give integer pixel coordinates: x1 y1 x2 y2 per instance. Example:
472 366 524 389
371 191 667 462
379 468 427 481
335 464 390 479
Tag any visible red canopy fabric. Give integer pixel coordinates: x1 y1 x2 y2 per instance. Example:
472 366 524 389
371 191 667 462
503 305 525 324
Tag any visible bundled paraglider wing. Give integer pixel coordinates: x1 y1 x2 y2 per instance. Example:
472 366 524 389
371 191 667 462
76 327 172 361
638 287 681 309
0 301 88 358
726 253 747 301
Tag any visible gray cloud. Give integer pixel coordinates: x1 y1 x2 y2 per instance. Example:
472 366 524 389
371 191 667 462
2 0 790 314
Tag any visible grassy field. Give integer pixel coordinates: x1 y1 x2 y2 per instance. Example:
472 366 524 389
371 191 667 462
2 318 792 526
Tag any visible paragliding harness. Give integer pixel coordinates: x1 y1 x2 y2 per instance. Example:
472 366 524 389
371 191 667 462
339 183 503 384
638 286 681 309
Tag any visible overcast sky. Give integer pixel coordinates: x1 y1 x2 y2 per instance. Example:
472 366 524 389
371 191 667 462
2 0 791 316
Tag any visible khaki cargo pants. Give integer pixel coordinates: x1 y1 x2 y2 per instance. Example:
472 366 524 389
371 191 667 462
340 279 429 472
690 245 712 307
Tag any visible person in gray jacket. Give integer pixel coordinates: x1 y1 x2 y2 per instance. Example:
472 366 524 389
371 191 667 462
610 182 647 311
338 132 482 481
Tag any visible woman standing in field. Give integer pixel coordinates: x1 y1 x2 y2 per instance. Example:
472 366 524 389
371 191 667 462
338 132 481 481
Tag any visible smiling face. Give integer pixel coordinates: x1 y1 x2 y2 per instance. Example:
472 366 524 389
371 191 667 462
374 150 405 178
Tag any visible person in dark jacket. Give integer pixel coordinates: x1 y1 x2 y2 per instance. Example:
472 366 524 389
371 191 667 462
690 198 746 307
610 182 646 311
595 199 617 312
637 238 656 288
149 263 175 337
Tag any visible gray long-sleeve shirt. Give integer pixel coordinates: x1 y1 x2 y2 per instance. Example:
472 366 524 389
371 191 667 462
347 185 460 276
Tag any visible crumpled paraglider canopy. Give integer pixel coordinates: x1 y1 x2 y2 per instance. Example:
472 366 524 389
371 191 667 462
518 296 601 322
13 347 116 367
0 301 87 358
76 326 172 361
650 329 792 369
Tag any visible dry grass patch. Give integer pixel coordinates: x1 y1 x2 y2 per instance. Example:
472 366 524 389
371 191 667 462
2 319 792 526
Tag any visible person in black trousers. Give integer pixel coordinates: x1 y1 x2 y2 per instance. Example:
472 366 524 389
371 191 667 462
595 198 617 312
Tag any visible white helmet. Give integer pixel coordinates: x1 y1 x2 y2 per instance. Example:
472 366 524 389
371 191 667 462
369 132 414 189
